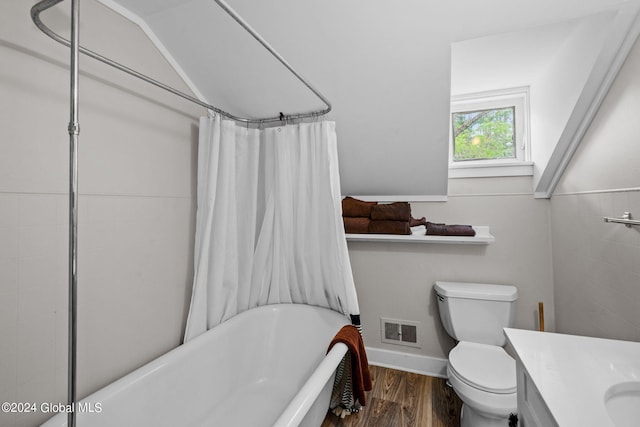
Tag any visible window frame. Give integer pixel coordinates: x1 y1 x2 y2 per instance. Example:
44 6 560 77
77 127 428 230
449 87 532 178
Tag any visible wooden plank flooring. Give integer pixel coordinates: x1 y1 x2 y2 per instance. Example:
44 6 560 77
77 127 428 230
321 365 462 427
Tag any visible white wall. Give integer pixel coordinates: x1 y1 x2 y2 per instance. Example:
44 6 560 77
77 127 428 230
451 12 614 192
451 20 580 96
530 12 612 189
0 1 202 426
349 176 554 363
2 2 637 425
550 36 640 341
118 0 454 198
106 0 634 199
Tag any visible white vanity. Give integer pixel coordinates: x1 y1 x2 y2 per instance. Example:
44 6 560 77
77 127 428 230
504 328 640 427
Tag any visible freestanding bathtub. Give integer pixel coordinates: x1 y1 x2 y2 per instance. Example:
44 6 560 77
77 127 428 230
41 304 350 427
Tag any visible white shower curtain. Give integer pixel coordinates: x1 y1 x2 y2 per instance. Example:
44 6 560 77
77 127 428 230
184 115 359 341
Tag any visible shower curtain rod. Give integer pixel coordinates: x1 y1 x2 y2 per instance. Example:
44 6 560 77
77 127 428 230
30 0 332 124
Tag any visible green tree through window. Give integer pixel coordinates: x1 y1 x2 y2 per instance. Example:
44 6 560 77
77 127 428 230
452 107 515 161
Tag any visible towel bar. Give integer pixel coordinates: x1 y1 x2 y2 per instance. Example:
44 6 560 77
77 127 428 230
603 212 640 228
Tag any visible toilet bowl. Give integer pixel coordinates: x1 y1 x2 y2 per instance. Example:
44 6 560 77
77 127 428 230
433 281 519 427
447 341 517 427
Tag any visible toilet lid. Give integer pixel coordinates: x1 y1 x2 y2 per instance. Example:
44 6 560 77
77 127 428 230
448 341 516 394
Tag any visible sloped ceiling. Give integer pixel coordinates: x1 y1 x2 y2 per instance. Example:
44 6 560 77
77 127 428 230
100 0 640 198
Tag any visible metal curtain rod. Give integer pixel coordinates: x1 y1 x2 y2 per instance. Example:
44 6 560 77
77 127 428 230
30 0 332 124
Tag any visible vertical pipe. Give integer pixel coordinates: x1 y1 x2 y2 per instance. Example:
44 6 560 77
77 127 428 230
68 0 80 426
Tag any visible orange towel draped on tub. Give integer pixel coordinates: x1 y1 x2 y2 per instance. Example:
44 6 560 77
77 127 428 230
328 325 372 414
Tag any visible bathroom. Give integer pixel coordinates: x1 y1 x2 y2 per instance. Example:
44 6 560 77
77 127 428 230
1 0 640 426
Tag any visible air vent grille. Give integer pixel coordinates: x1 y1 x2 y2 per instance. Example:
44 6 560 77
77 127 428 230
380 318 421 348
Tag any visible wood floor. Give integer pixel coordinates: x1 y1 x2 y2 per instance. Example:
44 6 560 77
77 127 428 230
321 365 462 427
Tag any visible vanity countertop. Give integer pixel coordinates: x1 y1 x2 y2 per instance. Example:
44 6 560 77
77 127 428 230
504 328 640 427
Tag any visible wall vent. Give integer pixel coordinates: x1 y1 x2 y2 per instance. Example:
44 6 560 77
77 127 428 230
380 318 421 348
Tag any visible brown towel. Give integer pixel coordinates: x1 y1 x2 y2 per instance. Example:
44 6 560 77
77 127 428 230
368 220 411 235
426 222 476 236
342 197 377 218
343 217 370 234
425 222 446 235
410 216 427 227
370 202 411 222
328 325 372 406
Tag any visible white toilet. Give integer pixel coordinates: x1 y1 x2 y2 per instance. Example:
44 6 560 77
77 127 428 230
434 281 518 427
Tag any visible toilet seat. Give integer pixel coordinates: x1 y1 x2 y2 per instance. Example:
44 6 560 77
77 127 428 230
446 342 518 420
448 341 516 394
447 364 517 419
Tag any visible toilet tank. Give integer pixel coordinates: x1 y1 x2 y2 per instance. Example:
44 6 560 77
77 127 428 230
434 281 518 346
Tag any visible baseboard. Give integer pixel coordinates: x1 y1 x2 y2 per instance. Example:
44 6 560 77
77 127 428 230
366 346 448 378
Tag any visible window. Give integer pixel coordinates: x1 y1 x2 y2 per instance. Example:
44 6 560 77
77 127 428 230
449 87 531 178
452 107 515 161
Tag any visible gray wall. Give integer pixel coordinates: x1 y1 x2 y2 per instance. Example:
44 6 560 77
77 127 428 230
0 1 201 426
350 176 555 360
2 1 638 426
550 37 640 341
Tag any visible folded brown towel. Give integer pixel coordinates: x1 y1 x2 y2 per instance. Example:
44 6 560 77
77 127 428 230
426 222 476 236
342 197 377 218
445 225 476 236
410 216 427 227
368 220 411 235
328 325 372 406
425 222 446 235
370 202 411 222
343 217 370 234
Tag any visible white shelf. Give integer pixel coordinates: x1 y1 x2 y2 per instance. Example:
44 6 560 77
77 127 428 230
345 226 494 245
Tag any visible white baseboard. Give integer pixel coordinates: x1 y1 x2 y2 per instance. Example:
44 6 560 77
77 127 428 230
366 346 448 378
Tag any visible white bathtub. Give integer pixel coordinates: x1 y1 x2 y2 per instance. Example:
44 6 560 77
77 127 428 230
42 304 350 427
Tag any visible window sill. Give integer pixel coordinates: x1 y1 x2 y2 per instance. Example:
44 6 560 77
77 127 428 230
448 162 533 179
346 226 494 245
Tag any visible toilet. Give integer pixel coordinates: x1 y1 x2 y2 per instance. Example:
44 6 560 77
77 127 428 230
434 281 518 427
